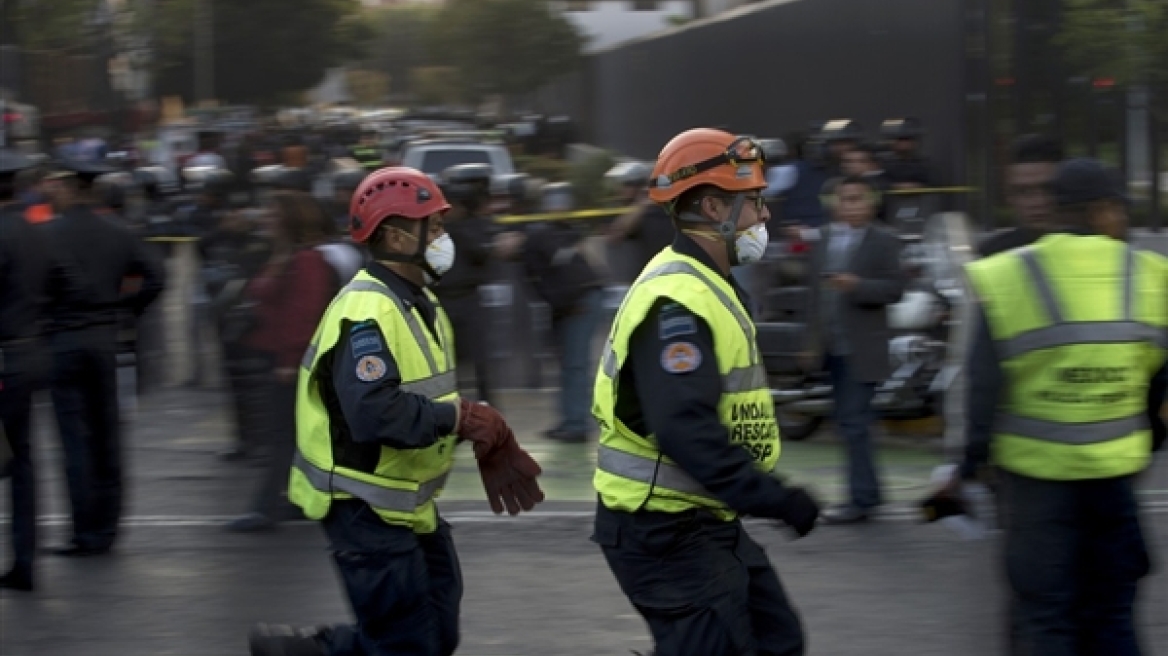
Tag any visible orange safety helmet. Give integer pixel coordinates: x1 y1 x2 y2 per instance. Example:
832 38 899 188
648 128 768 205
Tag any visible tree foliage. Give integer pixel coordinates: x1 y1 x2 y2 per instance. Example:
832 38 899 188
362 3 442 100
433 0 585 102
1057 0 1168 104
345 69 390 106
360 0 585 104
410 67 463 106
0 0 112 52
149 0 368 106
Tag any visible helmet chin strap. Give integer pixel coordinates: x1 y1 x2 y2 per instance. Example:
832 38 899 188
678 192 746 269
719 193 746 268
370 217 442 283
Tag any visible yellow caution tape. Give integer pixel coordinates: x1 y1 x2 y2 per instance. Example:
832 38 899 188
495 207 626 224
143 186 976 240
885 186 977 196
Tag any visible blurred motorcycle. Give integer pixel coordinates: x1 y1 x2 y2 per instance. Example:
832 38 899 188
760 212 974 440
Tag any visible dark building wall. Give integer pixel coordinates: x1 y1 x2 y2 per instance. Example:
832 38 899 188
586 0 966 183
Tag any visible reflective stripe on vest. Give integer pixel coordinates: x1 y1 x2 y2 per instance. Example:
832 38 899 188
597 444 778 501
995 248 1168 359
991 246 1157 445
593 248 780 517
994 412 1146 446
291 271 458 532
599 259 764 392
301 279 448 373
644 260 756 343
601 349 766 394
293 451 448 512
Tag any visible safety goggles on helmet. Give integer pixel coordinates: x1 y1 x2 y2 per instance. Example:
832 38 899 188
649 137 766 191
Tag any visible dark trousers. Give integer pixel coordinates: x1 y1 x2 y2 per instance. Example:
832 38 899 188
825 354 882 509
1 346 37 573
551 289 602 435
223 343 273 455
1004 472 1151 656
594 507 805 656
317 501 463 656
250 378 296 517
441 294 491 405
50 327 122 550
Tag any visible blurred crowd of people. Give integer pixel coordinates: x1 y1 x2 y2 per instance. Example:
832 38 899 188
2 114 949 543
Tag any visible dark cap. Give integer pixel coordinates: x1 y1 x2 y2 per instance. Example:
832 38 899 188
45 158 119 183
1053 158 1128 206
0 148 34 177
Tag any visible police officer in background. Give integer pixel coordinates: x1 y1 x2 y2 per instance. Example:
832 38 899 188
944 159 1166 654
249 167 544 656
200 192 272 461
605 161 675 279
0 150 86 589
435 163 496 405
94 172 134 219
592 129 820 655
879 117 934 189
331 167 368 234
133 166 181 239
41 159 166 557
350 131 382 171
182 167 235 388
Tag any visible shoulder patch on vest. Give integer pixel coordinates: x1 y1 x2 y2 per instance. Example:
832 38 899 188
661 341 702 374
659 314 697 340
355 355 388 383
350 323 384 359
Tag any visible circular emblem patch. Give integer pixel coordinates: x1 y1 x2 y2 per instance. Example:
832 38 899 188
660 342 702 374
355 355 388 382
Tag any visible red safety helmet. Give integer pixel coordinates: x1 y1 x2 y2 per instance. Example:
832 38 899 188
349 167 451 243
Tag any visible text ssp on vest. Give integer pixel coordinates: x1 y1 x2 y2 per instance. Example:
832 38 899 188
729 402 778 461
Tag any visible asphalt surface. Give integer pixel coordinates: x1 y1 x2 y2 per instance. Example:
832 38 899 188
1 388 1166 656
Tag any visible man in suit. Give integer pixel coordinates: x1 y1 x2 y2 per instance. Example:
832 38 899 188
803 175 905 524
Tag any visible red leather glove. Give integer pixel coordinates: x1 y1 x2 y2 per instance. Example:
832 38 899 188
478 428 545 515
457 399 510 458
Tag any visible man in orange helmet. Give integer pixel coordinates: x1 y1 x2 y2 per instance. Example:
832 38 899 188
592 129 820 655
249 167 545 656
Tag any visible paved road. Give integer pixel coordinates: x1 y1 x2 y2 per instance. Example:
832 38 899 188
2 389 1166 656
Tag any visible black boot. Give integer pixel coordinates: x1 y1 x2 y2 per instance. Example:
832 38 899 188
0 565 33 592
249 624 325 656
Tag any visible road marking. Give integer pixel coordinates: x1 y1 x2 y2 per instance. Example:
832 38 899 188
2 501 1167 528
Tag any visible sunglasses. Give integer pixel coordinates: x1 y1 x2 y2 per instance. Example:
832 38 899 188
651 136 767 189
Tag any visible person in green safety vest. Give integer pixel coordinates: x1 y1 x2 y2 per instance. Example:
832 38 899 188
350 131 382 171
941 158 1168 655
248 166 545 656
591 128 821 656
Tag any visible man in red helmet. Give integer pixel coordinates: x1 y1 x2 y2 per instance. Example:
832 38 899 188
249 167 545 656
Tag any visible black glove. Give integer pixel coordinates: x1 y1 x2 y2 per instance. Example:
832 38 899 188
776 487 820 538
